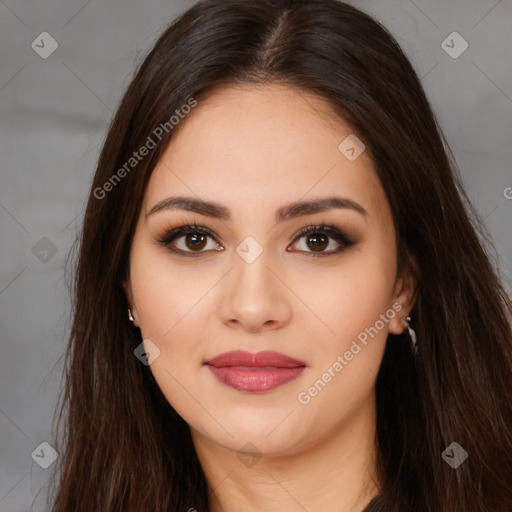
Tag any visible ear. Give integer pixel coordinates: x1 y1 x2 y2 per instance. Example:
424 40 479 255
122 279 140 327
388 255 418 335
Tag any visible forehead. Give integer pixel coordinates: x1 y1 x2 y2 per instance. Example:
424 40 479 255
143 83 388 224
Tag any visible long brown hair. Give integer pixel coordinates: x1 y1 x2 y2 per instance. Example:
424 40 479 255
49 0 512 510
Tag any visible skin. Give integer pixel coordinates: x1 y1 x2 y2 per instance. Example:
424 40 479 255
124 83 416 512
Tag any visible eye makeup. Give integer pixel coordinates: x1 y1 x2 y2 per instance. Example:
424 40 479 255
156 221 357 258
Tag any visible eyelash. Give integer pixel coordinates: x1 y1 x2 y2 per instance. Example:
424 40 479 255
157 222 355 258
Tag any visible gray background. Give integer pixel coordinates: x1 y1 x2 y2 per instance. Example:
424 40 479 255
1 0 511 510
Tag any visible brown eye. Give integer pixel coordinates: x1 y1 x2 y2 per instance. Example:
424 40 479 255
305 232 329 252
158 223 355 258
184 232 208 251
158 224 222 256
289 224 355 257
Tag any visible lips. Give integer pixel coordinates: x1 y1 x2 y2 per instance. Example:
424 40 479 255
204 350 306 392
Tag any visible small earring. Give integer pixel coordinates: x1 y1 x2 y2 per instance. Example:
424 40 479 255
128 309 135 322
403 315 418 354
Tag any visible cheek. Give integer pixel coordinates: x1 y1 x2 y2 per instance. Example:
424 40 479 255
296 249 396 417
128 244 209 359
296 273 394 420
314 247 397 348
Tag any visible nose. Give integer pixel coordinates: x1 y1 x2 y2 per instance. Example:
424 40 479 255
216 248 293 334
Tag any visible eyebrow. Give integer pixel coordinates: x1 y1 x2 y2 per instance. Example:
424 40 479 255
146 195 368 223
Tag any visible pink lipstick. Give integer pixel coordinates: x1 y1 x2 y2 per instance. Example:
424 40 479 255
204 350 306 392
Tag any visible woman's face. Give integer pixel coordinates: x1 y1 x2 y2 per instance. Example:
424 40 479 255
124 83 414 458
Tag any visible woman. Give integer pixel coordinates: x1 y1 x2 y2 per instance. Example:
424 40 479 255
49 0 512 510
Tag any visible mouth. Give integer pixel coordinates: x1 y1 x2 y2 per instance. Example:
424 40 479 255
204 350 306 393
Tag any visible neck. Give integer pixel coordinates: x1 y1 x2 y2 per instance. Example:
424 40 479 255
191 390 380 512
